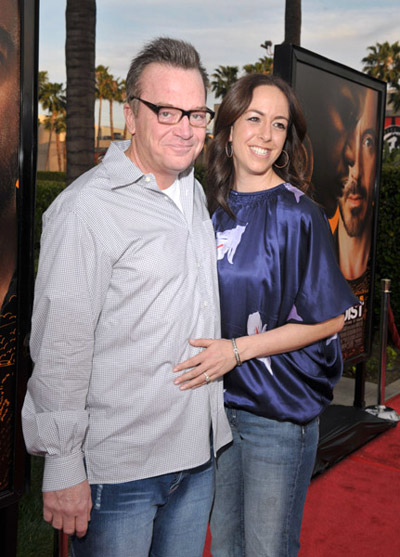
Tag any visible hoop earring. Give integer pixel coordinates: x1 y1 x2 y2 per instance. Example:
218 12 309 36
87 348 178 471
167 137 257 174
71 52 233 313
225 142 233 158
274 149 289 169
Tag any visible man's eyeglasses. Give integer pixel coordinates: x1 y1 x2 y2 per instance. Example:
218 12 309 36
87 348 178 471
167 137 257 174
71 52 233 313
129 96 215 128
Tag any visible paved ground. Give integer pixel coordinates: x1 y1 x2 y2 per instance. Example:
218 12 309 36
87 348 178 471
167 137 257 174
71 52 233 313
332 375 400 407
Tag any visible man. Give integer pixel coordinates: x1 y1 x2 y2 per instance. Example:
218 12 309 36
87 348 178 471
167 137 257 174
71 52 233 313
22 37 231 557
336 88 378 281
0 0 19 491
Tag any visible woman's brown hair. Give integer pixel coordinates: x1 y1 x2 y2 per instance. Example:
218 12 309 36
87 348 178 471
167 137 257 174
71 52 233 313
207 73 309 216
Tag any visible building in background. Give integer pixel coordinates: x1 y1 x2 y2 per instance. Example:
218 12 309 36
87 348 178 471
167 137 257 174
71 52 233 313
37 118 126 171
384 90 400 151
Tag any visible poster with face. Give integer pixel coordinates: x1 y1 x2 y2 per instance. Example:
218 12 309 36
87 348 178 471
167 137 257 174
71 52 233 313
0 0 37 507
274 45 385 363
295 65 380 361
0 0 20 494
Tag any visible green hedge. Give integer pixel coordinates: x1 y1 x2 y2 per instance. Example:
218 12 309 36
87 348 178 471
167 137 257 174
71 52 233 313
37 170 66 182
17 457 54 556
374 164 400 329
194 163 207 188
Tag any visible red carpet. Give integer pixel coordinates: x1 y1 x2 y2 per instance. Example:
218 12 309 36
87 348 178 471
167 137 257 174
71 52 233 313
299 394 400 556
203 395 400 556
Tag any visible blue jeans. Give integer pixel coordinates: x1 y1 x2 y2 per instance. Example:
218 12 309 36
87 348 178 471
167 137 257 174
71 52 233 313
70 457 214 557
210 408 319 557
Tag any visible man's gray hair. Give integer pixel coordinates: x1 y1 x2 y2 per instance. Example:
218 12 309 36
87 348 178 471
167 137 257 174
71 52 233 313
126 37 208 105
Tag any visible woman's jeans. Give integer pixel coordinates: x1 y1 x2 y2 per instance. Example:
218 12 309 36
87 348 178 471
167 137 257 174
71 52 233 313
70 457 214 557
210 408 319 557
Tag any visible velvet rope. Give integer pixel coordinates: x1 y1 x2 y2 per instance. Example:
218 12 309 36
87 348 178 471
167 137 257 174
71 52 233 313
388 302 400 349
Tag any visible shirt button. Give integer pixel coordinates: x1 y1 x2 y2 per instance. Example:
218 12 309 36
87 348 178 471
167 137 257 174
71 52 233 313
203 301 209 307
145 176 151 183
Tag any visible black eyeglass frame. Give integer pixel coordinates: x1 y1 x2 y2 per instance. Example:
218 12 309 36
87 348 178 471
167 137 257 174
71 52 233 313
128 95 215 127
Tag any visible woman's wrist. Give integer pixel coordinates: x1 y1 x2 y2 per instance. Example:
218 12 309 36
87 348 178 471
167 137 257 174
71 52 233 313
231 338 242 366
233 334 268 363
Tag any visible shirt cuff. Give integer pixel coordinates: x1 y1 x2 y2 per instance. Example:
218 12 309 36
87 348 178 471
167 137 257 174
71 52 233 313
42 451 87 492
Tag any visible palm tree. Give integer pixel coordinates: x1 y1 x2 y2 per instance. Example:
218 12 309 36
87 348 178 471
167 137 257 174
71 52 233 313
38 71 49 100
243 56 273 75
284 0 302 45
43 111 66 171
39 82 66 171
38 71 49 128
362 41 400 83
362 41 400 112
65 0 96 185
260 40 273 55
243 41 273 75
108 77 122 140
114 79 128 139
54 112 67 172
211 65 239 99
95 64 112 148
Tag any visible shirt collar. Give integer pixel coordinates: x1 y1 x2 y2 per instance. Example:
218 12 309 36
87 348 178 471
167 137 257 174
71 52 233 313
103 140 195 191
102 140 143 189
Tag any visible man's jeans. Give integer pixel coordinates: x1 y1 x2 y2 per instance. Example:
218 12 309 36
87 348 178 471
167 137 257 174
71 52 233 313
210 408 319 557
71 457 214 557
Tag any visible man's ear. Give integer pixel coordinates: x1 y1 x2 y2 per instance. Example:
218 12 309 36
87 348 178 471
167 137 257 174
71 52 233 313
124 103 136 135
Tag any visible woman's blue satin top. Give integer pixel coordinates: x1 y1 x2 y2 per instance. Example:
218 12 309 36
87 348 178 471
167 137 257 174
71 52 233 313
213 183 359 424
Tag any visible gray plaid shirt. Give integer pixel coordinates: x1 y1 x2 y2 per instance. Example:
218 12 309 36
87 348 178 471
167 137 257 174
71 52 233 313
22 141 232 492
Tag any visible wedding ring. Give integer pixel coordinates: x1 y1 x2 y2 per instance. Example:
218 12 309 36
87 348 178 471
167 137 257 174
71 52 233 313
203 372 211 384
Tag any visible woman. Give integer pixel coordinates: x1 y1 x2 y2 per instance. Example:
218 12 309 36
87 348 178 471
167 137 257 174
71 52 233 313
174 74 358 556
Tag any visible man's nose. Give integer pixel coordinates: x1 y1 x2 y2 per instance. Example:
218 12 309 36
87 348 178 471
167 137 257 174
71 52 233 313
344 130 361 178
175 115 193 138
344 141 355 167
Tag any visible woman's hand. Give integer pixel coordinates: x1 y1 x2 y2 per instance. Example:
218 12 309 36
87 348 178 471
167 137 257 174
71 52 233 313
173 338 236 390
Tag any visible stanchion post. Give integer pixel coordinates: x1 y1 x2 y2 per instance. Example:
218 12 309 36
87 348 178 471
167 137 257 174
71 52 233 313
377 279 391 406
53 529 69 557
365 278 399 421
60 531 69 557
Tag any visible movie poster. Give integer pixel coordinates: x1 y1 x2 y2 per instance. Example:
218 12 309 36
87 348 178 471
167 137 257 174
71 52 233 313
294 64 380 361
274 45 386 363
0 0 20 493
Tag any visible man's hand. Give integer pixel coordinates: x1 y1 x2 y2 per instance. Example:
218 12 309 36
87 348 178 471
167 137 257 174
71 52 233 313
43 479 92 538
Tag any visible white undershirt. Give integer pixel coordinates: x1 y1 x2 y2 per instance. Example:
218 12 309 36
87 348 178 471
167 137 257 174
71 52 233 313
163 179 183 212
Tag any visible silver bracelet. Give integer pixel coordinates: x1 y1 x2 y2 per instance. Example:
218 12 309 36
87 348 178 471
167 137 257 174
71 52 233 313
231 338 242 366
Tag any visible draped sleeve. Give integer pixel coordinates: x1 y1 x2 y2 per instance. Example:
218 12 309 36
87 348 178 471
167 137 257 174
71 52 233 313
278 183 358 326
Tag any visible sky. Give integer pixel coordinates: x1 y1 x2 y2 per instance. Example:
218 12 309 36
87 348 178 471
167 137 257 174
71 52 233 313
38 0 400 129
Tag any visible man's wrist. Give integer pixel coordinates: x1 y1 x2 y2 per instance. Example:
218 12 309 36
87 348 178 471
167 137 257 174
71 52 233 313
43 451 87 492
